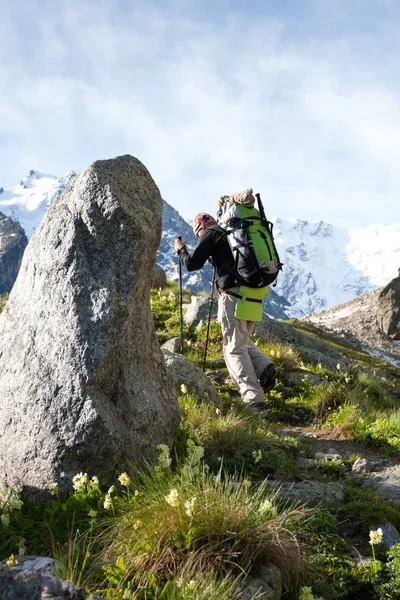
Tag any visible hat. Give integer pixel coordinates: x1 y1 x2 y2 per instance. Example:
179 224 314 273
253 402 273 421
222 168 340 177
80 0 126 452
193 213 216 237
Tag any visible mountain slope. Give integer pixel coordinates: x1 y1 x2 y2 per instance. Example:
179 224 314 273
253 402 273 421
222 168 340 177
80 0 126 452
1 171 399 319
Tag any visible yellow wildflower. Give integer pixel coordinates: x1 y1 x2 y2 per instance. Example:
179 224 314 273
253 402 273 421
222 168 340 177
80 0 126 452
6 554 18 566
118 472 131 487
369 528 383 545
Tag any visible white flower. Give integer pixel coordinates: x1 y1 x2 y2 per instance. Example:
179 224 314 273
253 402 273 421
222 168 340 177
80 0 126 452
107 485 116 495
72 472 88 493
180 384 188 394
184 497 196 517
259 499 277 516
188 580 196 590
118 472 131 487
89 476 100 490
369 528 383 545
88 509 97 519
103 494 113 510
1 513 10 527
50 483 59 496
336 363 341 370
165 488 179 507
10 499 23 510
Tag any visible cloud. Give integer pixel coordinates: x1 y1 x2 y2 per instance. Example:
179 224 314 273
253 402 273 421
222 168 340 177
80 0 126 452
1 0 400 227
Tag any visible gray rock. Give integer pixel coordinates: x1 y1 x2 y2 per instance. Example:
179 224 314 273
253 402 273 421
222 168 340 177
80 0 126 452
161 337 183 353
0 155 180 495
183 295 218 328
0 212 28 294
364 465 400 501
0 564 102 599
377 277 400 338
352 457 371 474
238 563 282 599
0 556 58 575
315 452 343 461
267 480 345 504
370 522 400 549
150 264 167 290
285 371 324 386
162 348 221 406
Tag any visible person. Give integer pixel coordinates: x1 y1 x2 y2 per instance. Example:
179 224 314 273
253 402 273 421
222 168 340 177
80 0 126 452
173 212 278 416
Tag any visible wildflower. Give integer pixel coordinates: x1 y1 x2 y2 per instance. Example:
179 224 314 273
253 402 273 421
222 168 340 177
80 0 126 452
270 349 275 357
156 444 171 470
1 513 10 527
72 472 88 493
88 509 97 519
118 472 131 487
188 580 196 590
184 497 196 517
88 476 100 490
299 587 323 600
336 363 341 370
10 499 23 510
107 485 117 495
180 383 188 394
18 538 26 555
276 351 281 359
252 449 262 464
50 483 58 496
259 499 277 516
215 408 221 416
103 494 113 510
369 528 383 546
165 488 180 507
134 490 139 496
132 518 142 530
6 554 18 567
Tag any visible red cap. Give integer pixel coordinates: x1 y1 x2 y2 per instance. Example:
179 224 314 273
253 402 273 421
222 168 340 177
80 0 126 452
193 213 216 237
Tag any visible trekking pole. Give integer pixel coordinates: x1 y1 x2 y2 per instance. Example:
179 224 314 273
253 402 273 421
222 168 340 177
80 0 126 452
203 266 216 372
176 237 184 354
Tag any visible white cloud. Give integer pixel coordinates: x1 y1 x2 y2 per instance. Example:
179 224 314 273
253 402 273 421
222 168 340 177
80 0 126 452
1 0 400 227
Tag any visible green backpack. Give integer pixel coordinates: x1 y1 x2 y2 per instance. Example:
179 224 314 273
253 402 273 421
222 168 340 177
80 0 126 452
216 189 282 288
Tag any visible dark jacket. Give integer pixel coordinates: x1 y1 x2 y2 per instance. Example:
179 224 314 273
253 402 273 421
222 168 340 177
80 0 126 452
178 226 237 290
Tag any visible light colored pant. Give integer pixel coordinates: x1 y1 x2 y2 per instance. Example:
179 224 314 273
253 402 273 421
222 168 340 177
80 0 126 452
217 288 272 406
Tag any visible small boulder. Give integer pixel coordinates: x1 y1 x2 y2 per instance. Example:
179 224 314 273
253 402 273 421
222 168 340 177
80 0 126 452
162 348 221 406
183 295 218 328
352 457 371 474
150 264 167 290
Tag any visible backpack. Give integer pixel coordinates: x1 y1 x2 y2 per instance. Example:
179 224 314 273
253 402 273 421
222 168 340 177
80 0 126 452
216 189 282 288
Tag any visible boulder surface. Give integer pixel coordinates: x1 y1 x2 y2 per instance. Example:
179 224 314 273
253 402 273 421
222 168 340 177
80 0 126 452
0 155 180 494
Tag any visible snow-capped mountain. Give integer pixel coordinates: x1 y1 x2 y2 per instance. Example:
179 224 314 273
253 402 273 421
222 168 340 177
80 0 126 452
1 171 399 319
0 170 75 238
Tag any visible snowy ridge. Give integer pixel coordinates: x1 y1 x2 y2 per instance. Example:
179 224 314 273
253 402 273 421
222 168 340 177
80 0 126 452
0 170 75 238
1 172 399 319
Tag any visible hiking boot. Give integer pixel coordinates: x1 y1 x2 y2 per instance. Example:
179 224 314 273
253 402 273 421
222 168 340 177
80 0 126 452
260 363 280 393
244 402 268 418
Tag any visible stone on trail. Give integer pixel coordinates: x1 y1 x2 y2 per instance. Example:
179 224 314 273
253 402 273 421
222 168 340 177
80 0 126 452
0 155 180 495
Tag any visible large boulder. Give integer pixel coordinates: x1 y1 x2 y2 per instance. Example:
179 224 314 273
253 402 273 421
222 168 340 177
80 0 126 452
0 155 180 495
0 212 28 293
183 295 218 328
377 277 400 338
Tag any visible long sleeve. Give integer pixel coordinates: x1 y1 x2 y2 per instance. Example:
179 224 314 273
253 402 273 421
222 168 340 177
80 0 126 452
179 232 214 272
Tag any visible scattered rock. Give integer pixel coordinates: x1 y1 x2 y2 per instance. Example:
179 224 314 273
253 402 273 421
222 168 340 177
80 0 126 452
150 264 167 289
183 295 218 328
0 556 58 575
352 457 371 474
364 465 400 501
238 563 282 600
0 564 102 600
315 452 343 461
161 337 183 353
0 155 181 495
370 522 400 550
162 348 222 406
266 480 345 504
284 371 325 386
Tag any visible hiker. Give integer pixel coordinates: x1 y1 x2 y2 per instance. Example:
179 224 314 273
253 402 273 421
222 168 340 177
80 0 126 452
174 212 278 416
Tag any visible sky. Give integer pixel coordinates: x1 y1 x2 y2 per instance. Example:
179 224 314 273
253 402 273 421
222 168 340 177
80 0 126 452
1 0 400 228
